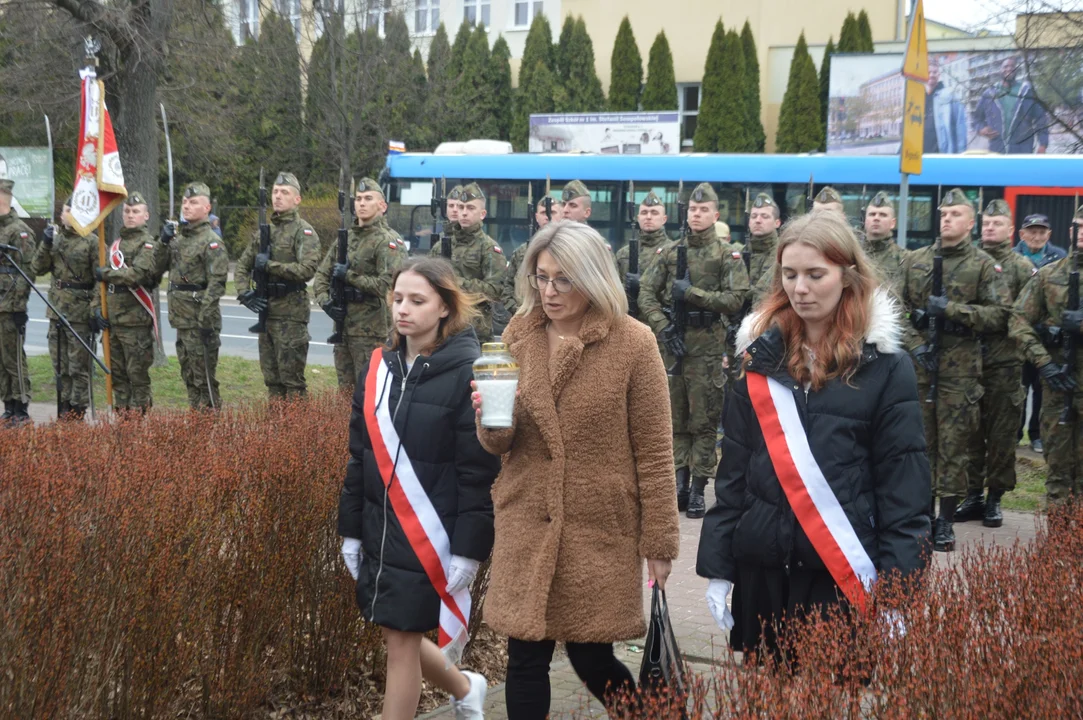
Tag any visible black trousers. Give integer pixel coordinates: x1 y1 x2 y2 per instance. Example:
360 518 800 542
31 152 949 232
1019 362 1042 442
505 637 635 719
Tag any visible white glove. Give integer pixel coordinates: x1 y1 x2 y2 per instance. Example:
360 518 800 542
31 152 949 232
706 579 735 632
341 538 362 580
882 610 907 640
446 555 481 594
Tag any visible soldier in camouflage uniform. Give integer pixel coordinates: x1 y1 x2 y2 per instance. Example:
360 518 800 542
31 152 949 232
640 182 750 518
503 197 561 316
618 190 669 321
900 189 1012 551
32 197 99 420
958 199 1036 526
1008 205 1083 505
0 179 35 425
745 193 782 305
862 192 908 299
235 172 322 399
163 182 229 410
812 186 845 216
92 193 163 413
441 183 506 342
560 180 593 224
315 177 406 390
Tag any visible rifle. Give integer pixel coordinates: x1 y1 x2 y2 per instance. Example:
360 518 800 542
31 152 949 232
626 180 639 316
926 239 944 405
327 173 353 345
528 181 538 235
667 181 690 376
543 175 553 222
249 168 270 334
806 174 815 212
440 176 453 259
975 187 985 239
1061 221 1079 427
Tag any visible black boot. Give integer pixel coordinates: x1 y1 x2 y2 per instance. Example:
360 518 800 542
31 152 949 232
1 400 14 425
934 496 957 553
954 489 986 523
983 490 1004 528
687 477 708 519
675 467 691 512
68 405 87 422
12 402 32 427
58 400 72 419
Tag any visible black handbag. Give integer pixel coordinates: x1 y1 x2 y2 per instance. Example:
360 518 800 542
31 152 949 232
638 586 686 697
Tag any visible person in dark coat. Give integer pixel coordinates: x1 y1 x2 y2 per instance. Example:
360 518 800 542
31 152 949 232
696 212 930 659
338 257 500 720
972 55 1050 154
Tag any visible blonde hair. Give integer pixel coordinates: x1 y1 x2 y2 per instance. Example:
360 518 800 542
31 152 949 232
516 220 628 321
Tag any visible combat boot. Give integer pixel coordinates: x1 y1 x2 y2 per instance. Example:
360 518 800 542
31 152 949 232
58 400 72 419
954 489 986 523
675 467 691 512
983 490 1004 528
11 402 32 427
687 476 708 519
1 400 14 426
68 405 87 422
934 496 957 553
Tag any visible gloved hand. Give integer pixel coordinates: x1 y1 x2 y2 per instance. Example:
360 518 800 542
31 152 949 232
446 555 481 594
254 253 270 273
1061 309 1083 334
625 272 640 295
238 290 268 314
911 344 937 373
332 262 349 282
238 289 255 308
706 579 735 632
322 300 346 322
660 323 685 357
671 278 692 303
1040 362 1077 393
341 537 362 580
926 295 949 318
882 610 907 640
199 325 214 343
160 221 178 245
42 224 56 248
12 310 28 333
89 308 111 334
94 266 110 282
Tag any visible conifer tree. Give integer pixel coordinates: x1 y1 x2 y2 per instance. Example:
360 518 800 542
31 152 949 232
423 23 455 148
641 30 677 111
608 16 643 111
448 19 473 78
819 36 835 151
776 32 823 153
453 24 492 138
857 10 874 52
716 29 751 152
837 13 859 52
556 15 575 84
559 17 605 112
693 19 726 151
489 35 514 141
740 20 766 152
512 13 556 149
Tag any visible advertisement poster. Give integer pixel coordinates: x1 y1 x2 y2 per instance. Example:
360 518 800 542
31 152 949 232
529 112 681 154
0 147 54 218
827 50 1082 155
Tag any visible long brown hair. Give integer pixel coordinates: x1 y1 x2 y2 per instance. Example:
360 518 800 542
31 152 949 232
386 257 481 354
751 212 880 390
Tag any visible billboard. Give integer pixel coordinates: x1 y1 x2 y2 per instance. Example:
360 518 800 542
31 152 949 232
827 50 1083 156
0 147 54 218
529 112 680 154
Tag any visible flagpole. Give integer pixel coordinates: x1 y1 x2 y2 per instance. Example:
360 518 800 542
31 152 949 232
98 223 113 406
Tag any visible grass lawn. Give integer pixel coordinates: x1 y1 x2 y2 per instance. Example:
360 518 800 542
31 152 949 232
27 354 338 409
1004 455 1047 513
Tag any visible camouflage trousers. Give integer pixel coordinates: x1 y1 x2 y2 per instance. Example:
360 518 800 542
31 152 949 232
259 320 310 399
1038 380 1083 503
176 328 220 409
665 351 727 477
334 332 385 390
967 365 1024 494
49 321 91 408
0 313 30 403
920 376 983 499
108 325 155 410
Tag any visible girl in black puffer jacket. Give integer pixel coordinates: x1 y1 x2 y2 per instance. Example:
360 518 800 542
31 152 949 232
338 257 500 719
697 212 931 657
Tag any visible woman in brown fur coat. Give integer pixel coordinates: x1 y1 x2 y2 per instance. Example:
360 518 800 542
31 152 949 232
473 220 680 719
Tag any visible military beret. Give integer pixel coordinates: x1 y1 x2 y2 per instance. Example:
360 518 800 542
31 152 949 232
274 172 301 192
689 182 718 204
183 182 211 199
869 191 894 210
641 190 664 207
1075 205 1083 221
460 182 485 203
448 185 464 201
124 191 148 207
562 180 589 202
814 186 843 204
751 192 776 208
356 177 384 196
939 187 970 208
984 199 1011 218
0 179 13 195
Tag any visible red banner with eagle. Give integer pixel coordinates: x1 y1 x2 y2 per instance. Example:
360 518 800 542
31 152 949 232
70 62 127 236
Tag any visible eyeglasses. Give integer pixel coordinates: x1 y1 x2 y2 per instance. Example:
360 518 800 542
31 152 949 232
528 274 574 294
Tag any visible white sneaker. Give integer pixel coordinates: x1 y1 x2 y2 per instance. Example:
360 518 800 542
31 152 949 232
453 670 487 719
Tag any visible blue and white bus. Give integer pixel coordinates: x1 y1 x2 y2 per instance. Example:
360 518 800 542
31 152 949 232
385 152 1083 253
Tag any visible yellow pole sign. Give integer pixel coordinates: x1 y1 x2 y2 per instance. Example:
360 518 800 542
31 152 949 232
902 0 929 82
901 80 926 175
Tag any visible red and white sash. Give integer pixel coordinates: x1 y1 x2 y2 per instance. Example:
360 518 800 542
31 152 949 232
109 238 160 340
746 372 878 611
363 348 471 664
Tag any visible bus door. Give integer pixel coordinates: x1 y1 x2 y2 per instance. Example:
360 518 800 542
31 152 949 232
1005 187 1083 253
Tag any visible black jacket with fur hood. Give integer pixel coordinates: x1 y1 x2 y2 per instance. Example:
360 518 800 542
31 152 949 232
697 289 931 583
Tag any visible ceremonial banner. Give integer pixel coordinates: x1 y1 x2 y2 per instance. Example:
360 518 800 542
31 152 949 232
70 64 127 235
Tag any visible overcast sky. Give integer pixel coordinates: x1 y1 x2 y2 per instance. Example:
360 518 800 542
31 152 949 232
923 0 1083 33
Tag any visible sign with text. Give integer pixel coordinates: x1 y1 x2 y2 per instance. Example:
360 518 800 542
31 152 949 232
900 79 926 174
0 147 54 218
529 112 680 154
